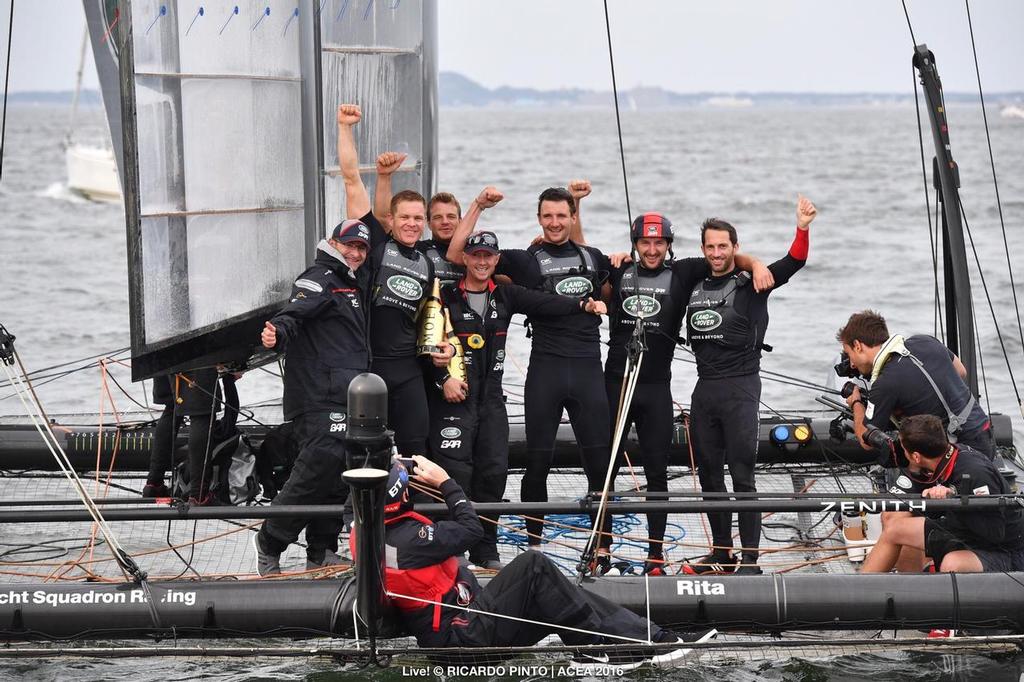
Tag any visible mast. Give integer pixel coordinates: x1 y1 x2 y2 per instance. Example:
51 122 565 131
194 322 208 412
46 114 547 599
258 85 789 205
65 27 90 149
913 45 978 395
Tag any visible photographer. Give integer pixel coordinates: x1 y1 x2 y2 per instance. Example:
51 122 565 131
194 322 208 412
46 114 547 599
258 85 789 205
861 415 1024 573
354 455 716 669
836 311 994 459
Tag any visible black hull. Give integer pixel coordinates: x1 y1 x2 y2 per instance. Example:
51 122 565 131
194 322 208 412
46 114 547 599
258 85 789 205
1 572 1021 642
0 414 1015 472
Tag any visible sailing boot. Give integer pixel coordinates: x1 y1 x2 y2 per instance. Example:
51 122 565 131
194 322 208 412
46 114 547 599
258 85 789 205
681 550 736 575
734 553 762 576
253 533 282 576
142 482 171 498
643 554 667 576
306 549 344 571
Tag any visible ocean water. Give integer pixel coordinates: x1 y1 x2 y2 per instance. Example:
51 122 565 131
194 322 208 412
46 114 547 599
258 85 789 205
2 104 1024 680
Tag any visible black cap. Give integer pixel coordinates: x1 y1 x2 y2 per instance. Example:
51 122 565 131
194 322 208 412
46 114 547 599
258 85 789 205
465 230 499 254
331 219 371 246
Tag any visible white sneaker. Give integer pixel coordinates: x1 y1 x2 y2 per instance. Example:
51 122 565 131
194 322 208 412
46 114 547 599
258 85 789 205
650 628 718 668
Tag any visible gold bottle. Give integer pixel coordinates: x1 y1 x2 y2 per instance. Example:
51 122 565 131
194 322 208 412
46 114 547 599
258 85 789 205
417 278 445 356
445 309 467 384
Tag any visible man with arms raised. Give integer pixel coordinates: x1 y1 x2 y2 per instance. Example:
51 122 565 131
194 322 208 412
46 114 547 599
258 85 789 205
427 222 607 569
683 196 817 576
448 185 613 555
373 155 466 286
337 104 434 456
605 213 772 575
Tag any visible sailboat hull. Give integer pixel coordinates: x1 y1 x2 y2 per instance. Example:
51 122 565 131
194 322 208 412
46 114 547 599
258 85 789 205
65 144 122 203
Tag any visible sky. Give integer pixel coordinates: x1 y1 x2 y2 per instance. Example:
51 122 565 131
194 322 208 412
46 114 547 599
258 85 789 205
2 0 1023 94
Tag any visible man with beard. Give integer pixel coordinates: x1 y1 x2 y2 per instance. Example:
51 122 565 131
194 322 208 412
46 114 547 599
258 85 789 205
427 225 607 569
605 213 772 575
337 104 434 456
447 186 614 561
682 196 817 576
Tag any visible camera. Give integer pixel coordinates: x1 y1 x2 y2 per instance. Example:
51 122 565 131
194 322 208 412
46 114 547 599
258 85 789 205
840 381 869 401
834 351 860 378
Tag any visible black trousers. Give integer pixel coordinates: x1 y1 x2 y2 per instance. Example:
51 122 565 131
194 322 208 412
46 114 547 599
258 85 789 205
606 377 673 558
147 370 219 498
690 374 762 559
372 357 429 456
428 390 510 564
522 354 611 549
258 410 348 559
451 551 658 647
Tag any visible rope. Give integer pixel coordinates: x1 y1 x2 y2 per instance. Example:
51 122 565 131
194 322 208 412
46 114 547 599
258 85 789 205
0 0 13 183
964 0 1024 360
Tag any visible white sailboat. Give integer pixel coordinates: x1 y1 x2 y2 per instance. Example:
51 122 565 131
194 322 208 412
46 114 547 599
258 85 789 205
64 26 121 203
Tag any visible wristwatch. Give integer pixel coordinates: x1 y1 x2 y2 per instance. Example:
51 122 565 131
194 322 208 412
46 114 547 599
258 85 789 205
435 374 450 391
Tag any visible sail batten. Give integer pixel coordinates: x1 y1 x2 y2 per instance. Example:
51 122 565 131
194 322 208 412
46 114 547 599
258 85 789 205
81 0 437 380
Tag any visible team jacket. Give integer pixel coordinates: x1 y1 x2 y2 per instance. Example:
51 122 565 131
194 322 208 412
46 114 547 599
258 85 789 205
269 241 369 420
433 281 588 401
375 478 484 647
927 444 1024 551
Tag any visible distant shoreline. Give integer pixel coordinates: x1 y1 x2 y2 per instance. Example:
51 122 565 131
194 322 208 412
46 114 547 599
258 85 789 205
10 70 1024 110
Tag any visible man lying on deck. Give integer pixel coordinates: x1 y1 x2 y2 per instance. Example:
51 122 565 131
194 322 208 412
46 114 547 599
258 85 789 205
861 414 1024 573
352 455 717 670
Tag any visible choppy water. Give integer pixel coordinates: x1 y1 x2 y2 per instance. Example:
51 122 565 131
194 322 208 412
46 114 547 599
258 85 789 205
2 104 1024 679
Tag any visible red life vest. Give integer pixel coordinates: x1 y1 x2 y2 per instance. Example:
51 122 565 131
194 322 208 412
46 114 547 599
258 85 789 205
349 510 460 631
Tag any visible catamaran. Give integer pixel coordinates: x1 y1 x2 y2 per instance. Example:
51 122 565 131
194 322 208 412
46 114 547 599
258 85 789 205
1 0 1023 672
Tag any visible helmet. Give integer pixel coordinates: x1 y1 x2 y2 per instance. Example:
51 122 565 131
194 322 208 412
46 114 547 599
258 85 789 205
630 213 674 243
384 461 413 517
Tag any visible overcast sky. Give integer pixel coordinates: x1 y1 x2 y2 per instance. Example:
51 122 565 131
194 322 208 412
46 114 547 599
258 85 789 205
3 0 1023 93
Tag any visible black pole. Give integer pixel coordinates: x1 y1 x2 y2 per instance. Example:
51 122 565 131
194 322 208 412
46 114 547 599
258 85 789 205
914 45 978 394
0 495 1015 524
342 373 394 666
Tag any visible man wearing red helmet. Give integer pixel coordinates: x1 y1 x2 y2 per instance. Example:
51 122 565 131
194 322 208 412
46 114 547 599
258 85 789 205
605 213 771 575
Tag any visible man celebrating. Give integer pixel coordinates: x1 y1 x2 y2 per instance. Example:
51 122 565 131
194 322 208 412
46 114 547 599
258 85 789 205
372 152 466 285
837 310 994 458
605 213 772 575
684 196 817 576
358 455 716 668
254 219 371 574
428 224 607 569
861 414 1024 573
448 186 614 554
337 104 434 456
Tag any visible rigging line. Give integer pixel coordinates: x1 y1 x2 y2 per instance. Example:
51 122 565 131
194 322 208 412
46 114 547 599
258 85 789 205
0 0 12 183
964 0 1024 359
0 364 132 579
959 201 1022 407
972 296 992 417
601 0 632 226
900 0 918 49
933 187 945 343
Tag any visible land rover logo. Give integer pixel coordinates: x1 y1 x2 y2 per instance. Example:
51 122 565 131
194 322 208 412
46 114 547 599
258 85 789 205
387 275 423 301
440 427 462 439
555 276 593 298
623 295 661 319
690 310 722 331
